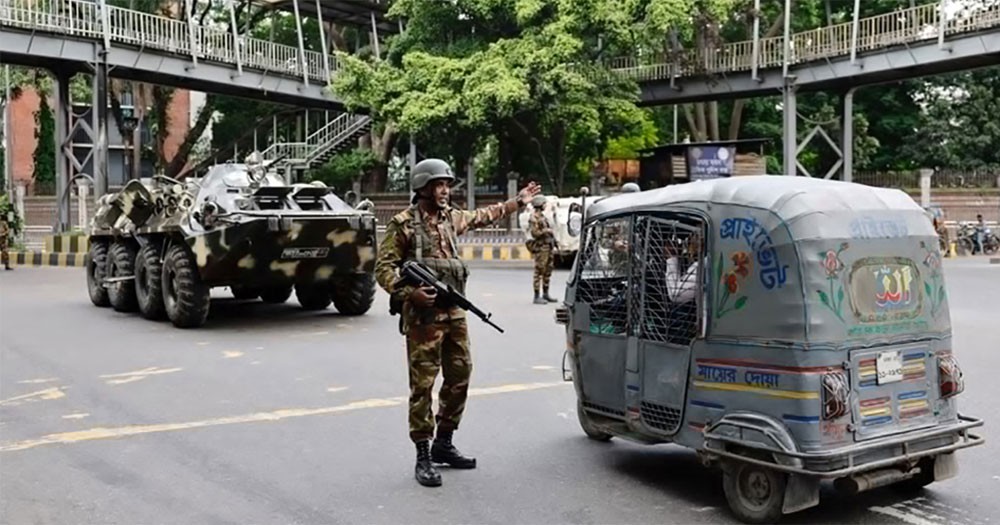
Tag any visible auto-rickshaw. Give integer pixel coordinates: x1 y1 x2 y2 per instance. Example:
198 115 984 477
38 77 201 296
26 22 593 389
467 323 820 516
555 176 983 523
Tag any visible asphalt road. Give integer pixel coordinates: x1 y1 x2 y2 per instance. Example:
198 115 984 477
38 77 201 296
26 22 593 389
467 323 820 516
1 259 997 525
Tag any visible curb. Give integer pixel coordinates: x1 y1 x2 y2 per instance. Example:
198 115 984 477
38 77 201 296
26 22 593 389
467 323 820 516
45 234 90 254
8 244 534 269
9 251 88 268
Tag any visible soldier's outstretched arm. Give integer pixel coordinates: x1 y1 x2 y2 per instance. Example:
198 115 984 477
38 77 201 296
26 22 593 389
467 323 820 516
453 181 541 235
374 220 415 304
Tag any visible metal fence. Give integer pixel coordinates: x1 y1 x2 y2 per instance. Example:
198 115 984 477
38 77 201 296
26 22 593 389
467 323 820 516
853 170 1000 189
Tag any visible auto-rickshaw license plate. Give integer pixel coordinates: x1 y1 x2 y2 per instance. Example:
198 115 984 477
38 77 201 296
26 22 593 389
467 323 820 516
876 350 904 384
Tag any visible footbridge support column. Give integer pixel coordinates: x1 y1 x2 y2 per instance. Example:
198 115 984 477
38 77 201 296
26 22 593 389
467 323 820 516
782 83 797 176
842 88 856 183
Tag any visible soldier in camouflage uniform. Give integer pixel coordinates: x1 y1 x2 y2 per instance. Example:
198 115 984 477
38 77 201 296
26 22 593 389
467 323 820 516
1 212 12 271
375 158 540 487
528 196 556 304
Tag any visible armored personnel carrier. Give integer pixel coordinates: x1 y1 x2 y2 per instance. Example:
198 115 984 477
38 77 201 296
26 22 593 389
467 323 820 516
85 155 377 328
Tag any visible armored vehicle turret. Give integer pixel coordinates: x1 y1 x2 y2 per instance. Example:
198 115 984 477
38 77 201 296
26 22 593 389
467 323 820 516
85 155 377 328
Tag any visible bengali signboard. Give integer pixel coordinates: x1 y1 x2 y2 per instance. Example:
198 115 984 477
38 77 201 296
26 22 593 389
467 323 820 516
686 146 736 181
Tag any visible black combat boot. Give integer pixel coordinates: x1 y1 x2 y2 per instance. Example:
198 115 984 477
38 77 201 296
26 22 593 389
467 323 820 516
533 291 545 305
431 430 477 469
415 440 442 487
543 288 557 303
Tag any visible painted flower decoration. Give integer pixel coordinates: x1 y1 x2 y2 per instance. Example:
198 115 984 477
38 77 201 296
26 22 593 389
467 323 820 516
726 272 739 294
923 250 941 270
730 251 751 278
821 250 843 277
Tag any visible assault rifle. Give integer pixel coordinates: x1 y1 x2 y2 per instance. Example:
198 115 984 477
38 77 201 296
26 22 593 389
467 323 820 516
394 260 505 333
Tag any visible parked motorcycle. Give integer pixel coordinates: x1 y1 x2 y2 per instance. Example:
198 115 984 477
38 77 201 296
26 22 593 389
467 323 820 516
957 222 999 255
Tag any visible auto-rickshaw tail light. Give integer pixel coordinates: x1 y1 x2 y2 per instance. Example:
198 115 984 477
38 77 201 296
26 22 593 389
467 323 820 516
555 306 569 325
822 371 850 420
938 354 965 399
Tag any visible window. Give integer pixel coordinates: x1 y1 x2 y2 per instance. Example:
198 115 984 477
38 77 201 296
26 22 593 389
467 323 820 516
631 216 704 345
575 217 632 335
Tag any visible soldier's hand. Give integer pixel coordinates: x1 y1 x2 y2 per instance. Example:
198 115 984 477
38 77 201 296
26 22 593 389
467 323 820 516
410 286 437 308
517 182 542 205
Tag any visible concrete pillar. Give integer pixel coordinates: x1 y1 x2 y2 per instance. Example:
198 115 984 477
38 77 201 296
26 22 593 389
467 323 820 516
507 171 518 232
920 169 933 208
54 75 72 232
842 88 855 182
467 161 476 211
77 182 90 230
14 183 25 238
782 84 797 176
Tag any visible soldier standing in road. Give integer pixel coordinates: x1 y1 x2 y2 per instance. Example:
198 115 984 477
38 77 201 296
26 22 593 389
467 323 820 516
375 158 540 488
529 196 556 304
1 212 12 271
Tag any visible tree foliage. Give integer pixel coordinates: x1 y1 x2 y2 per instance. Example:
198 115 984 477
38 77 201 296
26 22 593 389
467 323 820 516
32 96 56 190
332 0 737 193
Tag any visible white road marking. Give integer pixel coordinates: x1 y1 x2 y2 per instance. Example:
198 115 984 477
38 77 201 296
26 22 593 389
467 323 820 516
531 365 555 371
61 413 90 420
100 367 182 385
17 378 59 385
0 387 66 407
222 351 244 359
870 506 940 525
327 387 348 393
0 381 569 453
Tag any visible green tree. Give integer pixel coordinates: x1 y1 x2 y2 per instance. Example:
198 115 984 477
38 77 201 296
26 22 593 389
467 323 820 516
33 96 56 192
904 68 1000 172
332 0 724 193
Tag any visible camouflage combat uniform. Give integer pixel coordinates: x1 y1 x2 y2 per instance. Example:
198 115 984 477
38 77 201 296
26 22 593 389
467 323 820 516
375 199 521 443
0 217 10 270
529 208 555 298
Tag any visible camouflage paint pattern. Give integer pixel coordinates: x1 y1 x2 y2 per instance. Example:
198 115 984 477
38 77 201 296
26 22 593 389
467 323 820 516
376 200 520 328
87 163 376 287
529 209 555 292
406 319 472 442
375 199 521 442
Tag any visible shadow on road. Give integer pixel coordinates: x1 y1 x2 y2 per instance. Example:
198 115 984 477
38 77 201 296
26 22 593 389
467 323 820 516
580 441 933 524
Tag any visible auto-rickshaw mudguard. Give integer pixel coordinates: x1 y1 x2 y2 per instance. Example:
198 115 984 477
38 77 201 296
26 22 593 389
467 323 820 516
705 412 820 514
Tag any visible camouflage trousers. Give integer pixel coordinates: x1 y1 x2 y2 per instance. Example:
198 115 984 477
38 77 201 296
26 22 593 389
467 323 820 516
0 237 8 267
532 247 553 292
405 318 472 443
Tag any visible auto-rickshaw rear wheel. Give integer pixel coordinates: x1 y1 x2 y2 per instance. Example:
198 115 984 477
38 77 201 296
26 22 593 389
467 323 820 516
576 401 612 442
723 459 787 524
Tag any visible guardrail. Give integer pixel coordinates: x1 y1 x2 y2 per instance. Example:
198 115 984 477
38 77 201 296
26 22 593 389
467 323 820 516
1 0 333 83
606 1 1000 81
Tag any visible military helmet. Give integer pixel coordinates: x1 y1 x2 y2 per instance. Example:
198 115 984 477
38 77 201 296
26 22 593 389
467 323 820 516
621 182 640 193
531 195 547 208
411 158 456 191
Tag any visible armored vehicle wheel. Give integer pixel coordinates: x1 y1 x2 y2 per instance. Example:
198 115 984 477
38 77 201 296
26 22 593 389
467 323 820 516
135 243 165 320
723 460 787 524
260 286 293 304
162 244 210 328
296 283 332 310
87 240 111 307
331 274 375 315
577 401 612 442
108 240 139 313
231 286 260 300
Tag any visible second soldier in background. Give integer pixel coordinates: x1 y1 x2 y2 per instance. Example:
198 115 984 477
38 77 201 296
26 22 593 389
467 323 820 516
528 196 556 304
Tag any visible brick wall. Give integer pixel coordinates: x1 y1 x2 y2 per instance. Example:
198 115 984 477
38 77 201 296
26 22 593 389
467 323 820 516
7 88 194 189
10 88 41 189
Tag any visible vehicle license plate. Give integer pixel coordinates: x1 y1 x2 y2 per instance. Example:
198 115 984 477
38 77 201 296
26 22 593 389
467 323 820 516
281 247 329 259
876 350 904 385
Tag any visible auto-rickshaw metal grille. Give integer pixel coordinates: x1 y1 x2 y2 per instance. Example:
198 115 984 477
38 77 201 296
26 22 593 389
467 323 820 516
583 401 625 418
640 401 682 433
630 217 702 345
